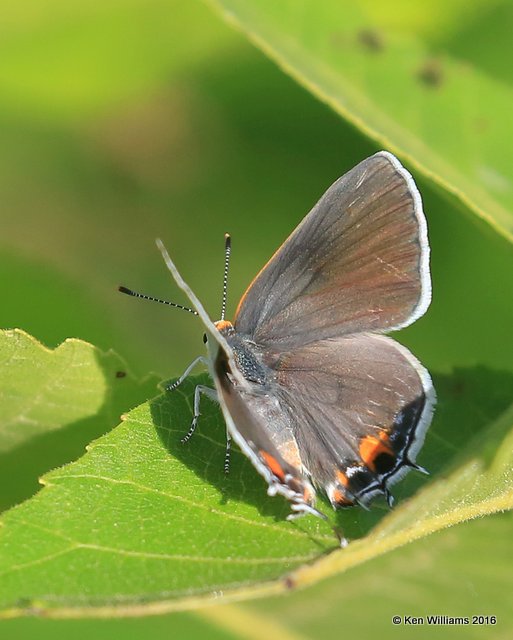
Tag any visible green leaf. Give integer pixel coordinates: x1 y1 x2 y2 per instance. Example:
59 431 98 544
0 610 240 640
0 248 140 366
224 511 513 639
0 353 512 617
0 374 334 618
0 329 159 511
206 0 513 241
3 517 512 636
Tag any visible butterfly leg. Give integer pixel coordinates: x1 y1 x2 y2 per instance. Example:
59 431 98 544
224 432 232 474
181 384 218 444
166 356 208 392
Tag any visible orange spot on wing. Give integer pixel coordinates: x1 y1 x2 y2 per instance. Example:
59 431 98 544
331 488 353 507
359 432 394 472
332 488 343 502
337 471 349 487
260 450 286 482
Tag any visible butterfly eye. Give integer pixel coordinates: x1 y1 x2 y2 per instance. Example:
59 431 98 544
203 333 208 344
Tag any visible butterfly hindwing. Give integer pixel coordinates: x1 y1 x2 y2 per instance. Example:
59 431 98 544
264 333 435 506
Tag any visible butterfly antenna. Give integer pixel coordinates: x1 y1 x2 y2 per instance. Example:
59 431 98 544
220 233 231 321
118 286 198 315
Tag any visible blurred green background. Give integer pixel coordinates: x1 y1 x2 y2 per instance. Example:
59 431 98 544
3 0 513 381
1 0 513 638
3 0 385 380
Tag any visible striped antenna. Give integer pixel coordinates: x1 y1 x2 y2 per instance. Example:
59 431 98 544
221 233 231 321
118 286 198 315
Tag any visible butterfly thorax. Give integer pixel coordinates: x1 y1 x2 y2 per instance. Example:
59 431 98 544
214 320 271 386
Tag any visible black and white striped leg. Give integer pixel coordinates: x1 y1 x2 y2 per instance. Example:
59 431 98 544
224 432 232 474
166 356 208 392
181 384 218 444
384 487 395 508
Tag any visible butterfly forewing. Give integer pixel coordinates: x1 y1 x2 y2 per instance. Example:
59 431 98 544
234 152 430 350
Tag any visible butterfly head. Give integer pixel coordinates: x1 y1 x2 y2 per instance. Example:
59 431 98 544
214 320 235 335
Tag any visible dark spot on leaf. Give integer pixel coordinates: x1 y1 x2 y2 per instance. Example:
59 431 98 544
116 370 127 378
15 597 32 607
417 59 444 88
357 29 385 53
284 576 296 590
15 597 45 616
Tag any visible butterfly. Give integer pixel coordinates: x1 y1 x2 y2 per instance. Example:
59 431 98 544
120 151 435 520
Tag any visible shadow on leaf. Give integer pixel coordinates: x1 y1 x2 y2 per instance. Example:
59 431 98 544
150 365 513 542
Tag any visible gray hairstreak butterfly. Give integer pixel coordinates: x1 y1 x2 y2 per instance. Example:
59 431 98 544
120 151 435 521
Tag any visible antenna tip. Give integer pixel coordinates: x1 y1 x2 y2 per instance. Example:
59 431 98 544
118 285 132 295
224 233 231 248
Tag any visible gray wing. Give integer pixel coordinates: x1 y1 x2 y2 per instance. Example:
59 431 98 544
213 346 320 518
234 152 430 349
267 333 435 507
